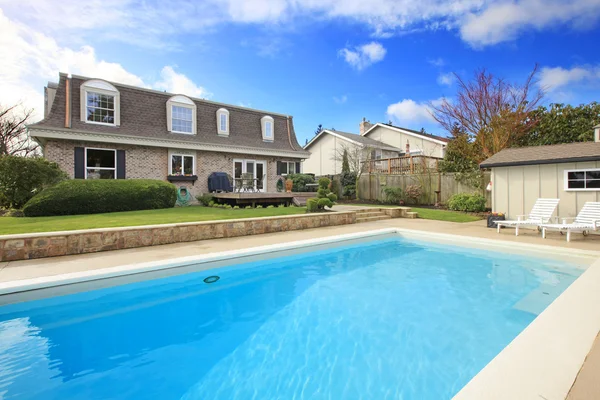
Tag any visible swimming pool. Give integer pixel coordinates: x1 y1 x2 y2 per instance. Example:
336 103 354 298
0 233 585 399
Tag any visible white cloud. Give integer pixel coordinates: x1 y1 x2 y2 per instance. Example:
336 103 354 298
386 98 443 125
2 0 599 49
428 58 446 67
0 9 210 119
460 0 600 47
437 72 455 86
339 42 386 70
333 95 348 104
154 66 212 99
539 65 600 91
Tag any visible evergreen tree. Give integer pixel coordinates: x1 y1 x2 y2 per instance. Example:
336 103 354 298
341 149 350 173
314 124 323 136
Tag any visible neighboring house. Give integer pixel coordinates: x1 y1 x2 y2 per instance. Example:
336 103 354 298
359 119 449 158
303 129 402 175
480 124 600 220
28 73 309 198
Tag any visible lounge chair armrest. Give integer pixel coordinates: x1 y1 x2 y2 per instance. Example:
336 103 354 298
561 217 576 224
594 220 600 230
516 214 526 221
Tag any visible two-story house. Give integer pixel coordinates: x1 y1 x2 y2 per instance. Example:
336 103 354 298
28 73 310 198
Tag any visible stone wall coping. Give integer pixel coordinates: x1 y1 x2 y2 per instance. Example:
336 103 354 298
0 211 357 240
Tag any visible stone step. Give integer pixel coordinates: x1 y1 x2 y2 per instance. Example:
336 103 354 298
405 211 418 219
354 211 387 218
356 215 392 223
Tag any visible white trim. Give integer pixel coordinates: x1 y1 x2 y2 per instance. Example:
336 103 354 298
30 127 310 159
261 115 274 142
303 129 401 152
362 123 448 146
84 147 117 179
233 158 267 192
169 152 196 176
217 108 229 136
564 168 600 192
80 80 120 126
167 95 197 135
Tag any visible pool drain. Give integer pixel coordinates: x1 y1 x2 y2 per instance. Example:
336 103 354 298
203 276 220 284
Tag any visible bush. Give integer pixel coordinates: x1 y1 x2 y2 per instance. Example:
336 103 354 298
318 177 330 188
404 185 423 204
23 179 176 217
382 187 404 204
196 193 214 206
267 205 275 208
327 193 338 202
306 198 318 212
224 204 232 209
0 156 68 209
317 198 333 208
233 205 240 209
208 200 215 207
287 174 315 192
330 179 340 196
278 204 285 208
447 193 487 212
245 205 252 209
343 184 356 198
256 205 263 209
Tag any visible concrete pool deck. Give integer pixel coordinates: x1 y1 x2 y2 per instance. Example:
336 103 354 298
1 217 599 399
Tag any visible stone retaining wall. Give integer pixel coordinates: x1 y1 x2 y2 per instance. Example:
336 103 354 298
0 212 357 262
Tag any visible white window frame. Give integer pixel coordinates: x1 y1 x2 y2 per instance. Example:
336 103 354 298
564 168 600 192
217 108 229 136
84 147 117 179
169 153 196 176
280 161 300 176
261 116 274 141
80 80 120 126
167 95 197 135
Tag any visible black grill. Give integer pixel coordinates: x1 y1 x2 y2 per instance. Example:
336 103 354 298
208 172 233 193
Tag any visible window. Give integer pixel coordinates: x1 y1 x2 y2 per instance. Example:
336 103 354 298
167 95 196 134
80 80 120 126
279 161 299 175
85 148 116 179
172 106 193 133
370 149 382 159
170 154 195 176
565 169 600 190
261 116 274 141
216 108 229 136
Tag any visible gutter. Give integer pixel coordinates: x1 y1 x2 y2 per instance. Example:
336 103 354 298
480 156 600 169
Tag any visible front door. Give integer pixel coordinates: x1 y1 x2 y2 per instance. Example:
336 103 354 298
233 159 266 192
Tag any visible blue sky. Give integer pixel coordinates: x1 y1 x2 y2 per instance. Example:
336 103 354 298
1 0 600 146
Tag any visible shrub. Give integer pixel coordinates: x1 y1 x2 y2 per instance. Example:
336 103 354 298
340 171 356 188
212 203 220 208
330 179 340 196
256 205 263 209
278 204 285 208
317 198 333 208
0 156 68 209
447 193 487 212
23 179 176 217
208 200 215 207
306 198 318 212
224 204 232 209
287 173 315 192
318 177 330 188
382 187 404 204
404 185 423 204
196 193 214 206
233 205 240 209
267 205 275 208
245 205 252 209
343 184 356 198
327 193 337 202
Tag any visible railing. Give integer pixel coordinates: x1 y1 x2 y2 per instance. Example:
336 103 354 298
361 155 442 175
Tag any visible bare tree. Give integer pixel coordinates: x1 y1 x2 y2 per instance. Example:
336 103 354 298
0 104 39 157
430 66 544 161
331 142 373 177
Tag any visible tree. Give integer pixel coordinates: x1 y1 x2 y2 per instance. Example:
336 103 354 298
0 104 39 157
430 66 544 161
517 102 600 146
314 124 323 136
341 149 350 173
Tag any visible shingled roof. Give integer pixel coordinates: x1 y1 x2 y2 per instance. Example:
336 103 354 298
480 141 600 168
29 73 308 157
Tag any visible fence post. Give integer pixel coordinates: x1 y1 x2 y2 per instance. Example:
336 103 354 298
410 157 414 174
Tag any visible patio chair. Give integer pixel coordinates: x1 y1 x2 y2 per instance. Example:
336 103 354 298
541 202 600 242
495 198 560 236
241 173 255 192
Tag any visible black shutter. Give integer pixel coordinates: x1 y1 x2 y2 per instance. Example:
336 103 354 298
295 162 301 174
276 161 283 175
116 150 126 179
74 147 84 179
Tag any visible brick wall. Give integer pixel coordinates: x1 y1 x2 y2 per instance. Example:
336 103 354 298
44 139 292 198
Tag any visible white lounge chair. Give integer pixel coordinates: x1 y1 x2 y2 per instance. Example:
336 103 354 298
541 202 600 242
496 198 560 236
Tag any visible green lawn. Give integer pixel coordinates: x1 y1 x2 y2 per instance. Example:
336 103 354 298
0 206 307 235
344 203 483 223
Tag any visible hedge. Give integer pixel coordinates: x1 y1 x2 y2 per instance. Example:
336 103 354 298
23 179 177 217
447 193 486 213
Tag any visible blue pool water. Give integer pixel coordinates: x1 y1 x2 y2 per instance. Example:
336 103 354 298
0 236 584 399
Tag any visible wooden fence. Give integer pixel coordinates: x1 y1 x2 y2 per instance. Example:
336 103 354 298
361 155 442 175
358 171 492 207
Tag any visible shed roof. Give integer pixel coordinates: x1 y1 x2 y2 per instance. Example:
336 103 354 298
480 141 600 168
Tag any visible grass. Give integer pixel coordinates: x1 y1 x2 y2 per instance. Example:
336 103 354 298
343 203 483 223
0 206 307 235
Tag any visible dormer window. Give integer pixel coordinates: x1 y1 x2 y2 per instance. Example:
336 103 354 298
261 116 274 141
217 108 229 136
167 95 196 135
80 80 120 126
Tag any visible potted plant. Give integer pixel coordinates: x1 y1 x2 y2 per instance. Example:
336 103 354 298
487 212 505 228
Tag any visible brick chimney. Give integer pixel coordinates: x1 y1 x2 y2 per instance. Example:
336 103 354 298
405 140 410 155
359 117 373 134
595 124 600 142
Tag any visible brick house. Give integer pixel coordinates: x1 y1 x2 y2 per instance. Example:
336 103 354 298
28 73 310 198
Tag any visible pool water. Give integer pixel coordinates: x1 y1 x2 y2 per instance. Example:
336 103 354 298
0 236 584 399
